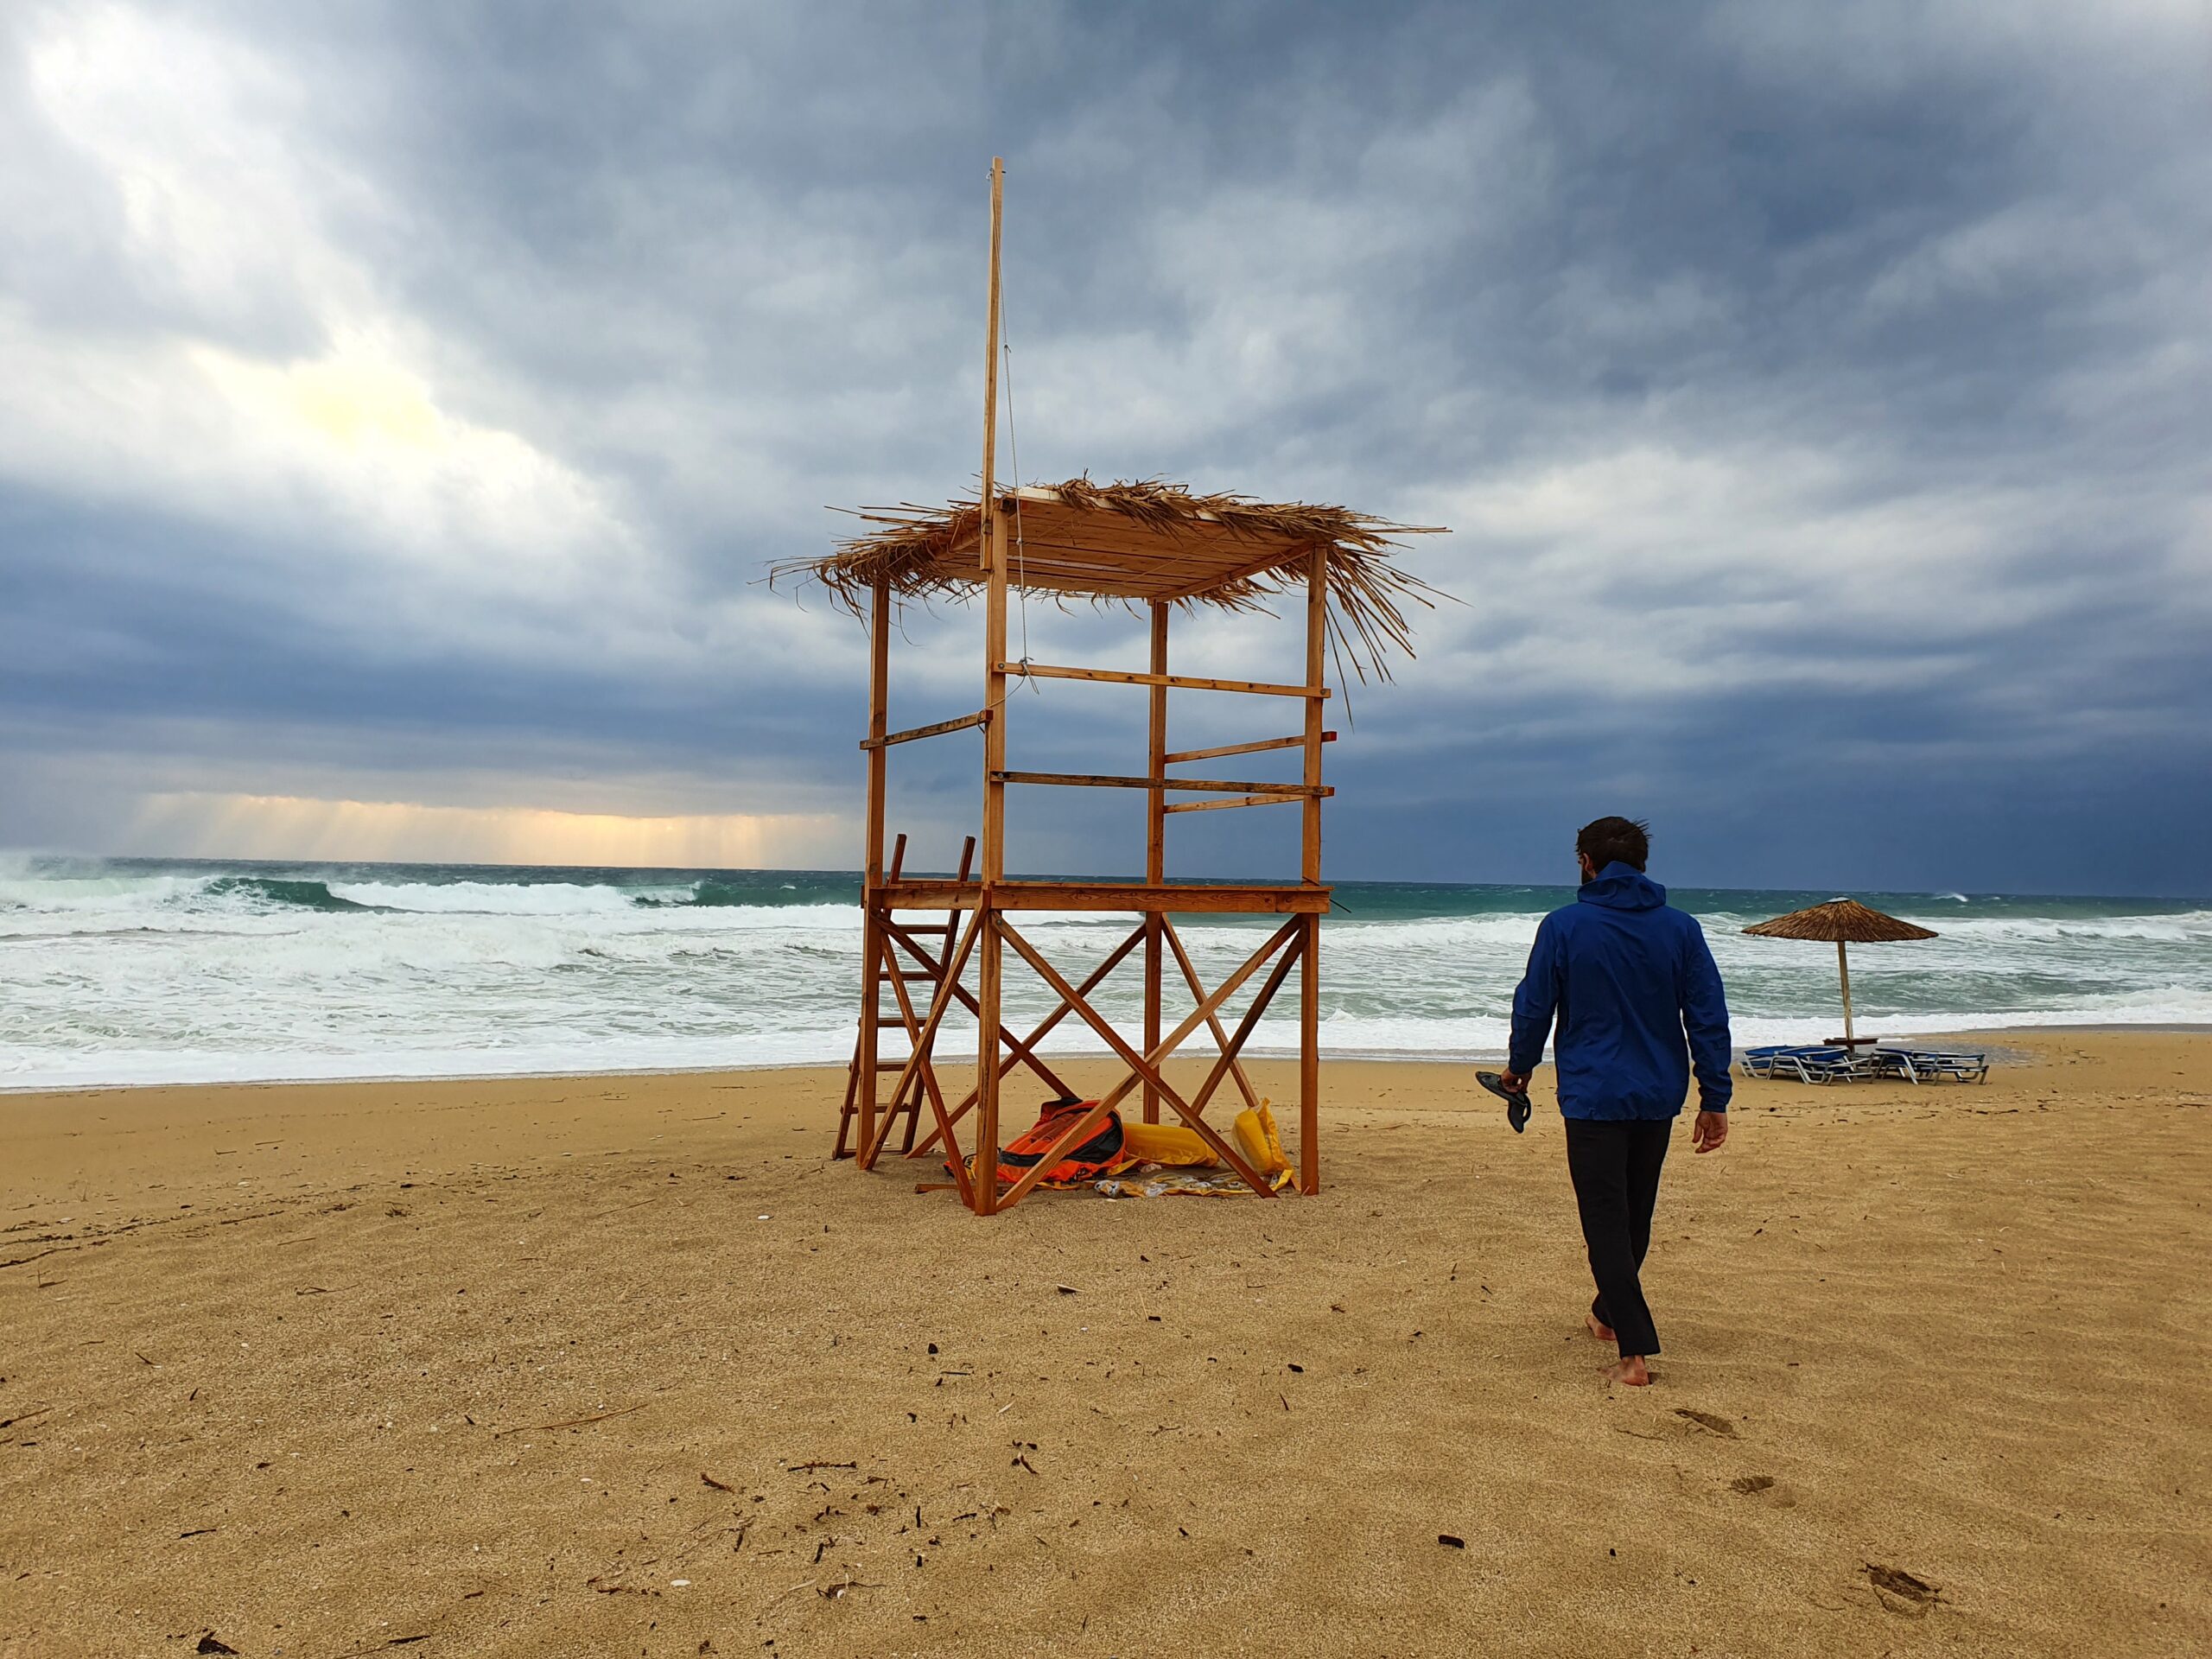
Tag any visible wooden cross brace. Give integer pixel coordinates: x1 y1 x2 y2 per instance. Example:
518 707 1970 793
984 915 1305 1212
880 916 1081 1105
1159 917 1263 1113
868 927 957 1166
906 918 1149 1162
855 908 984 1205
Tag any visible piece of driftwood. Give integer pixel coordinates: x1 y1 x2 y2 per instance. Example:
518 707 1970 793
494 1402 649 1437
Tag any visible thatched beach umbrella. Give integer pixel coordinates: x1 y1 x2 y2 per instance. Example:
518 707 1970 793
1742 899 1938 1046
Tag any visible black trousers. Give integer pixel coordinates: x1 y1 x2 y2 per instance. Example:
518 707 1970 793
1563 1117 1673 1357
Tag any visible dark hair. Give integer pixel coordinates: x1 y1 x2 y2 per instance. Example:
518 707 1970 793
1577 816 1650 873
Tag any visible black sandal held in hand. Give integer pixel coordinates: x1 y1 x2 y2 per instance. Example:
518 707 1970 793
1476 1071 1533 1134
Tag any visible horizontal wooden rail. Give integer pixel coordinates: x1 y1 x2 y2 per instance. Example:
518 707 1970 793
998 661 1327 700
877 880 1332 914
993 770 1331 798
1161 793 1306 815
1163 731 1335 766
860 709 989 751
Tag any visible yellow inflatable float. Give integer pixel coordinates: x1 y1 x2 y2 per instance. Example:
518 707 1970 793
1118 1102 1294 1191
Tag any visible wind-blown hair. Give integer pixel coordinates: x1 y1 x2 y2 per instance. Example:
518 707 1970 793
1577 816 1651 873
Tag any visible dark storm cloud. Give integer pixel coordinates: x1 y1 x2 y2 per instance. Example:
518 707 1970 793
0 1 2206 888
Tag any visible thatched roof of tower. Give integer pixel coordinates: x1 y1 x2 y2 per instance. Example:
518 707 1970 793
774 477 1447 682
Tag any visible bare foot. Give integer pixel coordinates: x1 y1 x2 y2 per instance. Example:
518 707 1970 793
1602 1355 1651 1387
1586 1313 1616 1344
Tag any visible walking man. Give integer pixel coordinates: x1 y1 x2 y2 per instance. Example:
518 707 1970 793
1498 817 1732 1387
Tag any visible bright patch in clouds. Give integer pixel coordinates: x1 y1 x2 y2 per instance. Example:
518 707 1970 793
196 338 446 453
180 330 637 584
9 3 664 659
23 4 608 524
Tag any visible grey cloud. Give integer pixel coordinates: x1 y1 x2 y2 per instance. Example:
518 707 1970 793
1 0 2206 890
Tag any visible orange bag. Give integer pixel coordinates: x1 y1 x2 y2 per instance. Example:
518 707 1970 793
988 1097 1127 1185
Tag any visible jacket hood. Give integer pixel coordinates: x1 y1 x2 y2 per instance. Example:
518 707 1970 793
1578 861 1667 912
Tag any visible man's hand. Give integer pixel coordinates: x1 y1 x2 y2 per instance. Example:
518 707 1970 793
1498 1070 1529 1094
1692 1110 1728 1154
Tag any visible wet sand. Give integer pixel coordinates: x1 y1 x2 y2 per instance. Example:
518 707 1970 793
2 1031 2207 1656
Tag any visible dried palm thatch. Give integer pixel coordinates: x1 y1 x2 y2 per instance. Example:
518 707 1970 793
1743 899 1938 944
772 477 1448 682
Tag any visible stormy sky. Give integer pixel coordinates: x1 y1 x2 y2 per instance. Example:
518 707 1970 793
2 1 2207 894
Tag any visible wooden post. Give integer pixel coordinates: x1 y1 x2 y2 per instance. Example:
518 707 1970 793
974 160 1007 1212
1300 546 1327 1194
1837 939 1855 1046
857 578 891 1161
976 506 1008 1213
1143 601 1168 1124
1302 550 1325 881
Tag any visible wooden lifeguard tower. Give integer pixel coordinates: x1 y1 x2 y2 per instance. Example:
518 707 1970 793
780 161 1441 1214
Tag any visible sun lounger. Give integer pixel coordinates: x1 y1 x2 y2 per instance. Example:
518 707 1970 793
1741 1044 1881 1084
1743 1045 1808 1080
1745 1043 1989 1085
1872 1047 1989 1084
1741 1045 1800 1079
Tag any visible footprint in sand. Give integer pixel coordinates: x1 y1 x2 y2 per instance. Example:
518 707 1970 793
1730 1473 1799 1507
1865 1562 1942 1618
1618 1407 1750 1446
1674 1407 1738 1438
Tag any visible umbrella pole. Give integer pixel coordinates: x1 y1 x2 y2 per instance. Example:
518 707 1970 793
1837 939 1854 1045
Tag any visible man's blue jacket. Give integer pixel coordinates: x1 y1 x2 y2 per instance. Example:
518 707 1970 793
1508 862 1733 1121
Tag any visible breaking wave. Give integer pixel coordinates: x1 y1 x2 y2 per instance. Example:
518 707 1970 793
204 875 376 913
1 855 2204 1089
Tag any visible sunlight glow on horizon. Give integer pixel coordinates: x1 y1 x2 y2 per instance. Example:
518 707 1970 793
124 791 849 869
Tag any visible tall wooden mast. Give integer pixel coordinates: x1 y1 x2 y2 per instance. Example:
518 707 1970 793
974 157 1008 1213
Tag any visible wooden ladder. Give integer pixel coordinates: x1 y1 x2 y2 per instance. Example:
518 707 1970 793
835 834 976 1160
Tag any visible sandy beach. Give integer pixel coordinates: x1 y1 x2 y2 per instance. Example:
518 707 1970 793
3 1032 2207 1656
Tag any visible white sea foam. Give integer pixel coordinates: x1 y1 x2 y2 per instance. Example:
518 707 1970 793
2 861 2206 1090
1877 912 2212 944
322 879 647 915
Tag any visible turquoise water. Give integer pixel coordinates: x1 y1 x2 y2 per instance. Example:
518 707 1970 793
3 855 2205 1088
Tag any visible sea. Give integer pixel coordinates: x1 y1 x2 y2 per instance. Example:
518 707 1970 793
2 855 2206 1091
